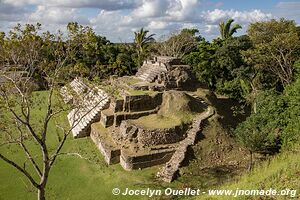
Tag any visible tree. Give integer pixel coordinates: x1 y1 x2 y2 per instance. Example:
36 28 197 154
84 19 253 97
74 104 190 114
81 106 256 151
134 28 155 67
280 73 300 148
235 90 284 170
244 19 300 87
184 35 253 100
184 39 217 87
158 28 201 58
64 22 137 80
235 67 300 167
213 36 252 99
219 19 242 40
0 24 93 200
66 22 97 77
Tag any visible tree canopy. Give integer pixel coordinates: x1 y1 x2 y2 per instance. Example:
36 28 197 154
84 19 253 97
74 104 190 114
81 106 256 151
219 19 242 40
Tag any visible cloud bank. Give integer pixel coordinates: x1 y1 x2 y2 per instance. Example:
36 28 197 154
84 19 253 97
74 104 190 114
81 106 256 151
0 0 287 42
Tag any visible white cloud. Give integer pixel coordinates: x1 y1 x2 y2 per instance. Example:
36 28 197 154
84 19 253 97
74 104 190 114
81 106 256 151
2 0 38 7
165 0 201 21
3 0 140 10
29 5 88 25
90 10 137 42
204 24 218 33
203 9 272 24
147 21 168 30
0 1 29 21
0 0 277 42
134 0 169 18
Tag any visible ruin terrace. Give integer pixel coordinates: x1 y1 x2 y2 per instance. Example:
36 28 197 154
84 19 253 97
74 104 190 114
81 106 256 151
60 56 214 182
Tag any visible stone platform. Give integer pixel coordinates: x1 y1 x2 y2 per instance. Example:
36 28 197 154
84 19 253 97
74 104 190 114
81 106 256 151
61 57 214 182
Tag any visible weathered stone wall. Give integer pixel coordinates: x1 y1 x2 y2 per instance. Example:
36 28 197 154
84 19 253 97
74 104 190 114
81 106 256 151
120 149 175 170
119 121 188 146
157 107 215 182
136 56 197 90
163 66 194 89
90 126 120 165
114 109 157 126
100 92 162 128
137 126 186 146
100 109 114 128
109 98 124 112
123 92 162 112
100 108 158 128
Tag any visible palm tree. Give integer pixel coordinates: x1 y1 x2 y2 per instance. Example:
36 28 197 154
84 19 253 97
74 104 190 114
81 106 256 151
134 28 155 67
219 19 242 40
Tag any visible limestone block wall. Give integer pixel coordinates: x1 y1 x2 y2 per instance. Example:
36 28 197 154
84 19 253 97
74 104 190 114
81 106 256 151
123 93 162 112
136 56 197 89
136 61 168 82
163 66 194 89
99 92 162 128
113 109 157 127
156 56 182 65
137 126 185 146
120 149 175 170
90 126 120 164
119 121 188 147
100 108 158 128
109 99 124 112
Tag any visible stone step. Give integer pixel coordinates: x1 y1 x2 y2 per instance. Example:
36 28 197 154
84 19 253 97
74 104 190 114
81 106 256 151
157 108 214 182
68 93 110 138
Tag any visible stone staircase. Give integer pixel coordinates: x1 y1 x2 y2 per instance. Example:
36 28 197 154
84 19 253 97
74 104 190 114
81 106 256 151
60 78 89 103
68 89 110 138
69 77 89 95
136 63 167 82
60 86 73 104
157 107 214 182
65 78 110 138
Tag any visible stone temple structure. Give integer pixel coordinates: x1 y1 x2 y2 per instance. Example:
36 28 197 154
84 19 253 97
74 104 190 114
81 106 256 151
61 56 214 182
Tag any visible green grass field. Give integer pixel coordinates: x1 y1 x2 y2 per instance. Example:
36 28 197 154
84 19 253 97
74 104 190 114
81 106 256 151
1 91 299 200
0 90 238 200
0 91 171 200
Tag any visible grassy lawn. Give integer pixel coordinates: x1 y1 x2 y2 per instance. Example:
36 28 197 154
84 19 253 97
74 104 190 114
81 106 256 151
0 91 177 200
132 114 182 129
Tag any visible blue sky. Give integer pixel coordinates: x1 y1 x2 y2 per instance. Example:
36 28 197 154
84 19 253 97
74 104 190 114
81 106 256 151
0 0 299 42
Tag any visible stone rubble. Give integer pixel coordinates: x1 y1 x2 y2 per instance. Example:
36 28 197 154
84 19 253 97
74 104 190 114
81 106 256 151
157 107 214 182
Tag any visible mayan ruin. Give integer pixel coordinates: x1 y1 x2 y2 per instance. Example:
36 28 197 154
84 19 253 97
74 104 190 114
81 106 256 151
60 56 214 182
1 6 299 199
